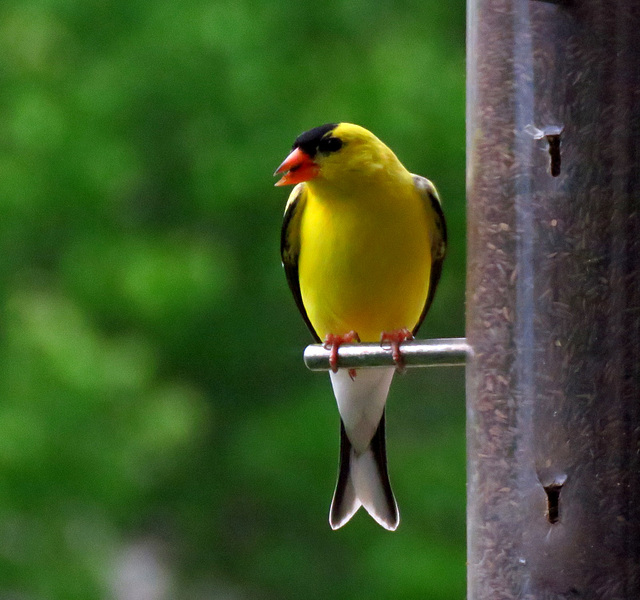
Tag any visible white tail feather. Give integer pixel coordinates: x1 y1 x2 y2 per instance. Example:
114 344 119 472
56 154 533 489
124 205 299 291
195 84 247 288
351 448 399 530
329 367 395 452
328 367 399 530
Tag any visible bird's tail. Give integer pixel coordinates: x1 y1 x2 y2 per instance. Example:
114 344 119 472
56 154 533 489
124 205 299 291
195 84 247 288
327 366 399 530
329 412 399 530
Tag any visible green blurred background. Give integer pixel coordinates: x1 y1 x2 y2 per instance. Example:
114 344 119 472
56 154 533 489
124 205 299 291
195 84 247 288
0 1 466 598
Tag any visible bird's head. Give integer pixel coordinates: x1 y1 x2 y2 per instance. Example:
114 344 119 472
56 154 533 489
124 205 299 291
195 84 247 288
274 123 403 190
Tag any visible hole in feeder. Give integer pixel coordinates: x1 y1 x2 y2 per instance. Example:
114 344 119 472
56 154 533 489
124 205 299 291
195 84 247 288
541 474 567 524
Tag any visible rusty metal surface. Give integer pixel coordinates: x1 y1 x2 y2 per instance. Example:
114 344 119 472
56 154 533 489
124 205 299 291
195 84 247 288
466 0 640 598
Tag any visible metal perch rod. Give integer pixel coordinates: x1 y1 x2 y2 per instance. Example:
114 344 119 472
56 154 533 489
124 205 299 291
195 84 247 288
304 337 469 371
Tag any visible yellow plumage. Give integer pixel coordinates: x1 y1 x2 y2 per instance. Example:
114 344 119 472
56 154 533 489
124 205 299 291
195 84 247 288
298 158 432 341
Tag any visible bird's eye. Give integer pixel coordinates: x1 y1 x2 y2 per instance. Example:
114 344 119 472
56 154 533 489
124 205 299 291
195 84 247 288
318 136 343 154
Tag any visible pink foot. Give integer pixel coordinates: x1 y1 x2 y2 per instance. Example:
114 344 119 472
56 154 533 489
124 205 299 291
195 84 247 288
380 328 414 372
323 331 360 374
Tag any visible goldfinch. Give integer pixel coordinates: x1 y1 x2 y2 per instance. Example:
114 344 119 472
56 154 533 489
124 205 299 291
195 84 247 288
275 123 446 530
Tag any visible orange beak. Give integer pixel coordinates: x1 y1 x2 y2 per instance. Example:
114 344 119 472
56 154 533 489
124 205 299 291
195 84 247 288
274 147 319 186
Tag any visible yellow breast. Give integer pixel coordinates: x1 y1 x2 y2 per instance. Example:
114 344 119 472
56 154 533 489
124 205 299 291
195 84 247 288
298 183 432 342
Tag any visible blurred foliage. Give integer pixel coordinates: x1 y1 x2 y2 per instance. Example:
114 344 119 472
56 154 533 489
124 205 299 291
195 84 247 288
0 0 466 598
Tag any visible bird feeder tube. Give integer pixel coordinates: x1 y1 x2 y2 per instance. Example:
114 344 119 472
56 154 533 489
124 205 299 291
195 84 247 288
466 0 640 599
303 338 469 371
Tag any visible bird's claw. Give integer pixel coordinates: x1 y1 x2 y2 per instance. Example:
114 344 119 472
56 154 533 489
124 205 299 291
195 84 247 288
324 331 360 374
380 328 414 373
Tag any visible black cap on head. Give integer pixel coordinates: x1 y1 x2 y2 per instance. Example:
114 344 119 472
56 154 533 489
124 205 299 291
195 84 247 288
293 123 338 157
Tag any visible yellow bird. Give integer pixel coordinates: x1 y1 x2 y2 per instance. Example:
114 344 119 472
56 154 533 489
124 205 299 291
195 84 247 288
275 123 446 530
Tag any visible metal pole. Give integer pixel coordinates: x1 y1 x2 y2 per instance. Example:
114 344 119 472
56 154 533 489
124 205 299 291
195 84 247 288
303 338 469 371
467 0 640 598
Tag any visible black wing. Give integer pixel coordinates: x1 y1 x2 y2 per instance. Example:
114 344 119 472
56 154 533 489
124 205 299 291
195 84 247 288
411 175 447 335
280 183 321 342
